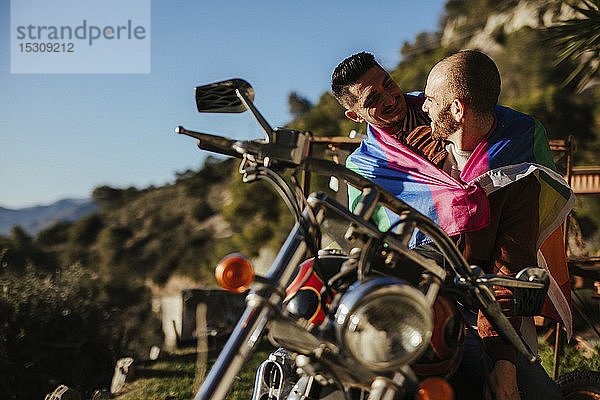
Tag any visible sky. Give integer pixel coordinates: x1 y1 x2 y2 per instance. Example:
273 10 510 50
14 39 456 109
0 0 447 209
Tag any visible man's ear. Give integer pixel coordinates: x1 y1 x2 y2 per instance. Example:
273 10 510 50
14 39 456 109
450 99 465 122
345 110 364 123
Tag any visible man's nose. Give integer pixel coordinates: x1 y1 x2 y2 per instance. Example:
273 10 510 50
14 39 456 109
422 101 429 113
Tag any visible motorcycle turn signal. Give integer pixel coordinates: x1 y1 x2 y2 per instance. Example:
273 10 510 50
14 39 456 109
215 254 255 293
416 377 454 400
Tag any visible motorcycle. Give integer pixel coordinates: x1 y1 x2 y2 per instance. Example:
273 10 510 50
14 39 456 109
176 78 551 400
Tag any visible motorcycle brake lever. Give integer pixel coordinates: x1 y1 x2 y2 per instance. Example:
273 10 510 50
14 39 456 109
454 274 546 290
475 275 546 290
456 277 538 363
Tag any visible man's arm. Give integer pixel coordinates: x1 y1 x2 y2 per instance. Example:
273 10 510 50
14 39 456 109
461 174 540 364
463 174 540 400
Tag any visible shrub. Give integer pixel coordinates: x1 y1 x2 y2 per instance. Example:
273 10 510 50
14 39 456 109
0 265 112 399
0 264 161 399
192 200 215 222
68 214 104 246
36 221 73 247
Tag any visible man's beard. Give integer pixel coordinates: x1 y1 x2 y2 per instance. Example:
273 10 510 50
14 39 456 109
431 104 459 140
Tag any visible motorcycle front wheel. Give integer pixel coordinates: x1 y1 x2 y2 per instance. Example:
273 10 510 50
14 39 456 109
556 369 600 400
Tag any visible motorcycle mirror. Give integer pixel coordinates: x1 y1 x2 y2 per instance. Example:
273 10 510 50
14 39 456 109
195 79 255 113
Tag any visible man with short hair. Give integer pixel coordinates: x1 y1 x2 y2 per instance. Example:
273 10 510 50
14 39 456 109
332 51 572 400
331 52 430 142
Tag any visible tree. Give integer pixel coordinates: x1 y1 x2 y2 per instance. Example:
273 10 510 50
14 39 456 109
288 92 313 119
548 0 600 91
0 227 56 272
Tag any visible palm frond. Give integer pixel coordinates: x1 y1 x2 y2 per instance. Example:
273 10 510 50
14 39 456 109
546 0 600 90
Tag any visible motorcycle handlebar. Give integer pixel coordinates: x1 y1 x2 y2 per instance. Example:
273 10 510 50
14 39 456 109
176 125 308 167
176 126 242 159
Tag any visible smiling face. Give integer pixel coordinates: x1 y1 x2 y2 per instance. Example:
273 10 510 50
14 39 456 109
422 67 459 140
344 66 408 133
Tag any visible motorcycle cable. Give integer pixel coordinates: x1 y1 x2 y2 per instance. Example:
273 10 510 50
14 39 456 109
254 167 303 223
252 166 320 253
326 263 358 290
357 237 377 281
255 166 322 243
290 173 319 227
286 171 338 302
378 210 421 248
287 171 338 298
250 165 334 302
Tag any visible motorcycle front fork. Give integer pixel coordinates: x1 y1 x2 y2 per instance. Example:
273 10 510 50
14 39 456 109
195 198 326 400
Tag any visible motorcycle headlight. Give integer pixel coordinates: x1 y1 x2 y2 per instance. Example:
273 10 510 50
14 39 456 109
334 278 433 372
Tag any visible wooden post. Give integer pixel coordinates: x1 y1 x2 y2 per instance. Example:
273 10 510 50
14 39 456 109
552 135 575 380
110 357 134 395
552 323 562 380
194 302 208 391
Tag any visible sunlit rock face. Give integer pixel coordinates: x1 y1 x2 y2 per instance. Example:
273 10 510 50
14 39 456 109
441 0 580 56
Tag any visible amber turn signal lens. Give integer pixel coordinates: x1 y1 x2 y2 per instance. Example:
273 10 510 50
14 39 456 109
215 254 254 293
416 378 454 400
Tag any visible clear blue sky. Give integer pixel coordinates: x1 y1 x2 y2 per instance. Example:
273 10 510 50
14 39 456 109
0 0 447 208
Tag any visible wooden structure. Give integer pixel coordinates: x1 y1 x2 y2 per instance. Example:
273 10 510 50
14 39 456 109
570 167 600 195
180 289 246 346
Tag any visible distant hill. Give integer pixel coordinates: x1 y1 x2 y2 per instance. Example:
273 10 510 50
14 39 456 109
0 198 98 236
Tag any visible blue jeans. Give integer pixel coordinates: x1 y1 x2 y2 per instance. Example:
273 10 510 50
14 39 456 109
450 311 562 400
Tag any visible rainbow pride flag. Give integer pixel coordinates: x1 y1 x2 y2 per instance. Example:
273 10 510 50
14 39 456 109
347 105 575 334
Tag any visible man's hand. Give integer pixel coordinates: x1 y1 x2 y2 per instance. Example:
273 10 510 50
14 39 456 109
484 360 521 400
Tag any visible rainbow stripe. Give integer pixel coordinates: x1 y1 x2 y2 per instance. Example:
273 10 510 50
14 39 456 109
462 106 574 249
347 123 490 248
